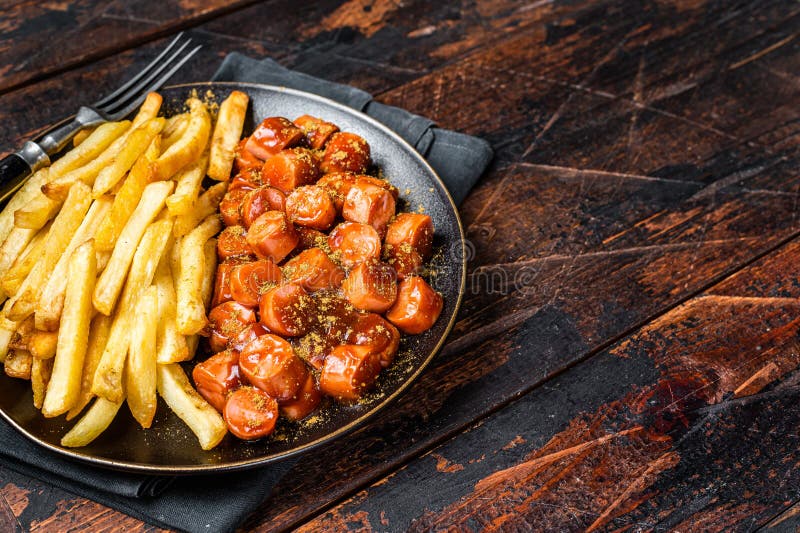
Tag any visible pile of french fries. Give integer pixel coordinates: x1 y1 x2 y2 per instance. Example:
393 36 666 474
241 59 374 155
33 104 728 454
0 90 250 450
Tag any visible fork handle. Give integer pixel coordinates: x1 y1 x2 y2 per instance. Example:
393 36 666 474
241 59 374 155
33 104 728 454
0 142 50 204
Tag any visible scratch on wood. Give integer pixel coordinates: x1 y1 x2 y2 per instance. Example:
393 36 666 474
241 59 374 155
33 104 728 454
734 362 779 397
474 426 643 492
431 453 465 473
729 33 798 70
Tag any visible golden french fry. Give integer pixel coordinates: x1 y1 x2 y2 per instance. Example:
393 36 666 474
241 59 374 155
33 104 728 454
93 181 174 315
8 182 93 321
35 197 111 331
28 331 58 360
176 215 221 335
173 182 227 237
132 92 162 128
50 121 131 178
0 227 37 281
162 113 190 152
201 238 217 310
72 127 95 148
0 168 49 252
9 315 34 352
42 240 96 418
153 98 211 181
157 363 227 450
31 356 53 409
0 310 18 363
166 153 209 216
61 396 123 447
94 136 161 252
155 249 189 364
126 285 158 428
208 91 249 181
92 219 173 402
2 222 50 296
13 194 62 230
5 349 32 379
67 314 112 420
92 118 165 197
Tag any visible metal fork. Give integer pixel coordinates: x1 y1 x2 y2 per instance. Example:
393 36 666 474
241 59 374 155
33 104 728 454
0 33 201 198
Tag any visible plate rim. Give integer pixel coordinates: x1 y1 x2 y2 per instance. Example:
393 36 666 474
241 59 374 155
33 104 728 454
0 81 467 474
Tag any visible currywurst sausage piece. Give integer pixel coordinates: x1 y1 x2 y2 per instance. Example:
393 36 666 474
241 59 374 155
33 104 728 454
245 117 306 160
321 132 371 174
259 282 312 336
294 115 339 150
283 248 344 291
260 148 320 193
192 349 241 412
238 333 307 400
286 185 337 230
342 180 396 235
342 261 397 313
386 276 443 334
245 210 299 263
319 344 381 401
385 213 434 259
223 386 279 440
327 222 381 268
208 301 258 352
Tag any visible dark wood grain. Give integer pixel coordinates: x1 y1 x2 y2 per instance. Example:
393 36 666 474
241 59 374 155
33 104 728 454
2 0 800 531
0 0 262 94
304 237 800 531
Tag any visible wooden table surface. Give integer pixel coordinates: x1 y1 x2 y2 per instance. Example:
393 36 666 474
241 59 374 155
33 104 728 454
2 1 800 531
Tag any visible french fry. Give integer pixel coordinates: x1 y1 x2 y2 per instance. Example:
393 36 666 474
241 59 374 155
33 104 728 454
201 238 217 310
126 285 158 428
13 194 62 230
67 314 112 420
0 310 17 363
42 240 96 418
157 363 227 450
2 222 50 296
173 182 227 237
35 197 111 331
152 98 211 181
0 168 48 252
28 331 58 360
208 91 249 181
176 215 221 335
161 113 190 152
61 396 123 447
131 92 162 128
31 356 53 409
93 181 174 315
92 219 173 402
155 250 189 364
72 127 95 148
165 153 209 216
5 349 32 379
8 182 93 321
94 136 161 252
50 121 131 178
92 118 165 197
0 227 37 281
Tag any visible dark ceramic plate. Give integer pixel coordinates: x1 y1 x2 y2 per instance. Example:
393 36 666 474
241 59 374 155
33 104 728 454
0 82 465 474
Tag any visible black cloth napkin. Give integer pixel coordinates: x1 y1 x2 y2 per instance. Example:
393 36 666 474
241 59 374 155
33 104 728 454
213 53 494 205
0 54 493 533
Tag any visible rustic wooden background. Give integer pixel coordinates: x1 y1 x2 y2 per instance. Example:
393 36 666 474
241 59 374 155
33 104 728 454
2 0 800 531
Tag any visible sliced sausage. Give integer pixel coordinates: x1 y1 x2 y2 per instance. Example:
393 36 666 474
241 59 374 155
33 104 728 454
283 248 344 291
208 301 258 353
229 171 262 193
259 282 313 336
294 115 339 150
245 117 306 160
296 227 327 251
280 372 322 421
342 261 397 313
229 323 269 353
212 261 235 307
238 334 307 400
319 344 381 401
349 313 400 368
386 276 443 334
234 139 264 174
383 244 422 280
321 132 371 174
223 386 279 440
241 186 287 228
385 213 434 259
245 210 299 263
192 349 241 412
342 180 396 234
217 226 256 261
285 185 336 230
327 222 381 268
229 259 283 307
219 188 248 227
260 148 320 193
